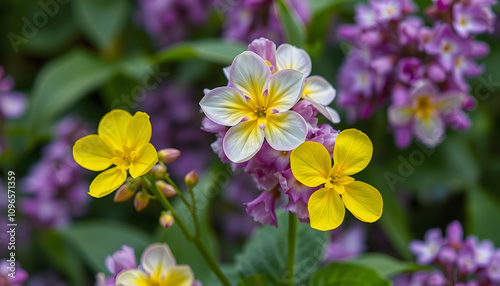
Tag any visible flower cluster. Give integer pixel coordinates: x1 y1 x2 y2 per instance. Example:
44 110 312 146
394 220 500 285
201 38 340 227
337 0 496 148
221 0 310 43
21 117 90 228
135 0 210 47
97 243 200 286
201 38 382 230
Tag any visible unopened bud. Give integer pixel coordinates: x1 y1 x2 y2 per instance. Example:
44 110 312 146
114 184 136 202
134 191 150 212
185 170 198 188
151 164 167 179
158 148 181 164
156 180 176 197
159 212 174 229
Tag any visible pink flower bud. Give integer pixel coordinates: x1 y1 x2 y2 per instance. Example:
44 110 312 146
156 181 176 197
185 170 199 188
134 191 150 212
159 212 174 229
114 184 136 202
150 164 167 179
158 148 181 164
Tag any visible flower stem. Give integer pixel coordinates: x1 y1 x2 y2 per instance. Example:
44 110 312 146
285 212 297 286
143 175 231 286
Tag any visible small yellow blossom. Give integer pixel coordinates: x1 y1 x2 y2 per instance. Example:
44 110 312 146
73 109 158 198
290 129 383 231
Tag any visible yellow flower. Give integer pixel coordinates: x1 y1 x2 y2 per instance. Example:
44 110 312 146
290 129 383 231
73 109 158 198
116 244 194 286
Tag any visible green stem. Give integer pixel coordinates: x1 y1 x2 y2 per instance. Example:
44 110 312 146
188 187 201 238
285 212 297 286
164 175 192 208
143 175 231 286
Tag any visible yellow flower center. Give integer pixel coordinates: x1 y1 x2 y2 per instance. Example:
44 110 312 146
414 96 434 121
460 17 466 26
255 106 268 118
110 146 137 170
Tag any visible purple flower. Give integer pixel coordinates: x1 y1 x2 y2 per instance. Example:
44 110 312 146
0 259 28 286
453 2 493 38
457 245 478 274
487 250 500 282
244 188 280 227
410 228 443 264
0 67 27 120
398 17 423 45
466 236 495 267
426 24 469 71
105 245 137 276
446 220 464 249
397 57 424 84
371 0 404 23
323 224 367 262
437 245 457 265
388 80 465 147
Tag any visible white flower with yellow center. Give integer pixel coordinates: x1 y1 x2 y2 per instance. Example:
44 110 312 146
116 244 194 286
200 51 308 163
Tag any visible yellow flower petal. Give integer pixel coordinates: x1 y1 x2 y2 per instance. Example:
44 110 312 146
116 269 150 286
290 141 331 187
89 167 127 198
126 112 152 151
343 181 383 223
223 120 265 163
98 109 132 151
130 143 158 178
73 134 115 171
308 188 345 231
333 129 373 176
164 266 194 286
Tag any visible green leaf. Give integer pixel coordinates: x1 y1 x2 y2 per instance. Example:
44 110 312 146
236 211 328 285
154 39 247 65
72 0 130 49
29 50 116 134
238 274 271 286
467 186 500 245
274 0 307 47
350 253 429 278
309 0 349 14
62 220 151 273
39 231 86 286
310 263 391 286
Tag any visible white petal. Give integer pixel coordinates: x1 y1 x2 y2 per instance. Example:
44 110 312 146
164 265 195 286
200 87 253 126
276 43 312 76
264 111 307 151
410 79 438 98
303 76 336 105
223 66 231 81
305 99 341 123
230 51 271 102
388 105 413 126
141 243 176 279
435 91 464 112
414 112 444 147
223 120 265 163
265 69 305 112
116 270 149 286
